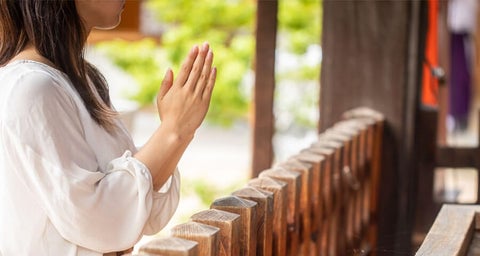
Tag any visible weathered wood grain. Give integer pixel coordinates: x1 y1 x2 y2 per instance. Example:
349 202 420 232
170 222 219 256
211 196 258 256
248 177 288 256
276 159 314 255
259 168 301 256
416 205 480 256
138 237 198 256
232 186 274 256
190 209 241 256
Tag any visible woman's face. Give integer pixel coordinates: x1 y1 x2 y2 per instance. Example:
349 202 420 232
75 0 125 31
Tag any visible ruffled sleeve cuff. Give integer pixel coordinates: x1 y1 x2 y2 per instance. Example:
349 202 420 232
107 150 153 191
144 169 180 235
108 150 180 236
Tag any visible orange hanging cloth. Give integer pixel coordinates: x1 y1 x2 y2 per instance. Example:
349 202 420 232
422 0 439 107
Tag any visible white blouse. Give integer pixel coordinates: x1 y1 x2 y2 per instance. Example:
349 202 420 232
0 60 180 255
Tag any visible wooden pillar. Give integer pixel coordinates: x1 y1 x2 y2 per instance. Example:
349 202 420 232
320 0 425 253
252 0 278 177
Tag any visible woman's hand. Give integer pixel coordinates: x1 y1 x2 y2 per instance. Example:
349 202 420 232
156 42 216 139
135 42 216 190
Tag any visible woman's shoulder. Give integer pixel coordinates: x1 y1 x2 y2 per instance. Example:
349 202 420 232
1 59 68 84
0 60 73 98
0 60 78 118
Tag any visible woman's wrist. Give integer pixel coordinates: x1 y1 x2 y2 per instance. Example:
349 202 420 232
134 124 193 189
157 121 195 144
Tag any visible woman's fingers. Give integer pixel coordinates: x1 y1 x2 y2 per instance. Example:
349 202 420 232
203 67 217 100
174 45 199 87
158 69 174 99
194 50 214 96
185 42 209 91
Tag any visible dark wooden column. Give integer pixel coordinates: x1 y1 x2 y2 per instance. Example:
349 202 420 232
251 0 278 178
320 1 425 254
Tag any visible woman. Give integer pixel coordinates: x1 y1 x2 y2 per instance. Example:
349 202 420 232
0 0 216 255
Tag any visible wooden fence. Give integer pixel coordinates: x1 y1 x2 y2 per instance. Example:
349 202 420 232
134 107 385 256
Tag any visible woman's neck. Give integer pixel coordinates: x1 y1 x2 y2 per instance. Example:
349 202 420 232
9 45 56 68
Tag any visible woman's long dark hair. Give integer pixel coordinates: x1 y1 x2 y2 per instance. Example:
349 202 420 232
0 0 117 132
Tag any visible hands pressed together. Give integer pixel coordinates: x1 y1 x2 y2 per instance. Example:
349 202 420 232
134 42 217 190
157 42 216 140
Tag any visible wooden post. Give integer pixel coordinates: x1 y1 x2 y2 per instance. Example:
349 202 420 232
211 196 258 256
311 136 345 256
305 146 335 255
332 120 365 246
341 107 386 251
248 177 288 256
259 168 301 256
339 117 375 233
170 222 220 256
191 209 241 256
332 123 362 248
276 159 314 255
232 187 274 256
138 237 198 256
252 0 278 177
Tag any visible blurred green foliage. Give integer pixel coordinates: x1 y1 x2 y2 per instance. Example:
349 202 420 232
97 0 322 127
146 0 255 126
97 39 165 105
279 0 322 55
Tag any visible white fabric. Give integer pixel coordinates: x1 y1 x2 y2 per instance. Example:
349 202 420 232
0 60 180 255
448 0 478 33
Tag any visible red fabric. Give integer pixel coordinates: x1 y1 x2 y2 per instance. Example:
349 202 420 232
422 0 439 107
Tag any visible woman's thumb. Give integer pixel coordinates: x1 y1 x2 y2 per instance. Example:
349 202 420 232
158 69 174 99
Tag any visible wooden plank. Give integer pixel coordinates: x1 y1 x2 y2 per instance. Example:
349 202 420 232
416 205 480 256
232 187 274 256
359 120 374 231
138 237 198 256
468 212 480 254
342 107 386 250
248 177 288 256
259 168 301 256
289 152 323 255
331 125 360 245
334 121 368 243
276 159 314 255
211 196 258 256
305 146 335 255
322 130 354 254
252 0 278 177
369 115 385 250
436 147 479 168
170 222 219 256
312 135 347 255
191 209 241 256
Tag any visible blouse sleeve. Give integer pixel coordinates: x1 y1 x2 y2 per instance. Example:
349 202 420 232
0 70 179 252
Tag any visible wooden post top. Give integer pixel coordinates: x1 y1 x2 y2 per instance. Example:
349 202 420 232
191 209 240 223
341 107 385 122
171 222 220 237
138 237 198 256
